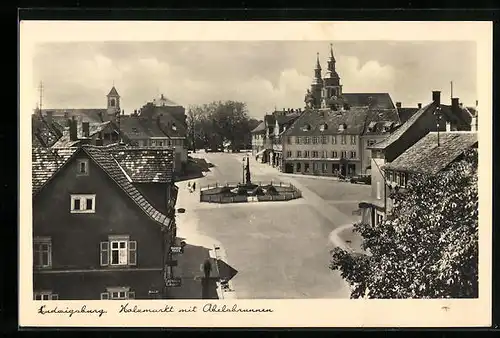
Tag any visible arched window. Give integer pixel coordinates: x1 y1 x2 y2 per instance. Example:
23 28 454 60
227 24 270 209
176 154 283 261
110 99 116 107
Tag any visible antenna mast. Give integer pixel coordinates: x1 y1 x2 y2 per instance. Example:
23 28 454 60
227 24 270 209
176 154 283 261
450 81 453 100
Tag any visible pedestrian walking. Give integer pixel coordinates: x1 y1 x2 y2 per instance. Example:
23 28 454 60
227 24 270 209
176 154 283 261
192 182 196 191
187 182 191 190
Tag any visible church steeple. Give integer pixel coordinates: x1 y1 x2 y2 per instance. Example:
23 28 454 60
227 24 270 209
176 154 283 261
310 52 323 108
106 85 121 122
323 43 342 101
325 43 339 80
312 52 323 85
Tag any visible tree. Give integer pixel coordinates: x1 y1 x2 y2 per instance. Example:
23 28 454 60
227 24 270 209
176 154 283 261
330 149 478 299
186 101 254 151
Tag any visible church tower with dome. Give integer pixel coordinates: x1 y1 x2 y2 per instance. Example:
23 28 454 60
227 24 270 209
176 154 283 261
305 43 345 110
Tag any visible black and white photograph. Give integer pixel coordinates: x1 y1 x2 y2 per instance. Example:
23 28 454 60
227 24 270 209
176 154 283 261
19 21 492 327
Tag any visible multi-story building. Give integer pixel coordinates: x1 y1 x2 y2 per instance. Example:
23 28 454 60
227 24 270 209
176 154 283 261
132 94 188 173
251 108 302 167
283 43 402 176
250 120 266 157
282 106 400 176
359 91 477 226
32 144 177 300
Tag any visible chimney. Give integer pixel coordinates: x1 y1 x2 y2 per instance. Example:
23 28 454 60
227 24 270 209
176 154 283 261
45 111 53 125
396 102 402 109
64 111 69 119
82 122 90 138
432 91 441 106
451 97 459 111
418 103 422 109
69 117 78 141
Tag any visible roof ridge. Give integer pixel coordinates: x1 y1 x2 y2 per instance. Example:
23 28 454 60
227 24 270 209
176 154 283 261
82 147 171 228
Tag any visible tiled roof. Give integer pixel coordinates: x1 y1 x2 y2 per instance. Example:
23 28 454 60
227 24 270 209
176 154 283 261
107 86 120 97
251 121 266 134
41 109 107 124
120 115 187 140
110 146 175 183
383 132 478 175
370 103 433 150
82 145 172 226
397 107 420 124
33 145 172 228
283 107 400 137
342 93 396 110
265 112 301 127
362 109 401 135
32 147 78 194
51 121 118 148
439 104 473 129
120 116 167 139
370 101 474 150
32 114 63 148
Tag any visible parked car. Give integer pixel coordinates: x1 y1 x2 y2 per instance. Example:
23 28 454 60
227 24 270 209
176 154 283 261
350 174 371 185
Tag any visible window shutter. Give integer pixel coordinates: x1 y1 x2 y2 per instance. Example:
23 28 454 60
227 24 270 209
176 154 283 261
100 292 109 300
50 294 58 300
129 241 137 266
128 291 135 299
100 242 109 266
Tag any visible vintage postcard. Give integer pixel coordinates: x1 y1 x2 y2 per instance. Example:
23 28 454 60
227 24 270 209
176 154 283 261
19 21 492 327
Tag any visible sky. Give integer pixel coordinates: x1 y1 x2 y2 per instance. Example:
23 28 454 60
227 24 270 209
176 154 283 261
32 41 477 119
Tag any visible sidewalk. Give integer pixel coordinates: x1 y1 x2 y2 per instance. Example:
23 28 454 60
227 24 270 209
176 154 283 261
170 178 237 299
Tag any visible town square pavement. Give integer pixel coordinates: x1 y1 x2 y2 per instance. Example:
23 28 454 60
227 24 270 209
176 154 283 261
172 150 369 299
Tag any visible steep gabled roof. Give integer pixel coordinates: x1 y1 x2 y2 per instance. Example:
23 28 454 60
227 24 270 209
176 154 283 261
32 147 78 194
397 107 420 124
32 145 172 227
110 146 175 183
383 132 478 175
369 103 433 150
107 86 120 97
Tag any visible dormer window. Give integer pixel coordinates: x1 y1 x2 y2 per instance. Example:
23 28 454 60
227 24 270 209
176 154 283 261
301 124 311 131
172 123 177 131
319 123 328 131
132 127 138 133
338 123 346 132
367 121 377 132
